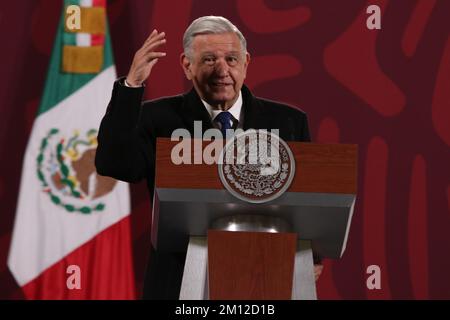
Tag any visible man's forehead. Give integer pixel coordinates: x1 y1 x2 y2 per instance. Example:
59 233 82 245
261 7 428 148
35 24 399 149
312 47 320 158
192 32 242 51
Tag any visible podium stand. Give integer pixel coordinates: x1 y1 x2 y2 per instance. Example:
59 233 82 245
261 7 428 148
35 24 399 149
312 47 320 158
151 138 357 300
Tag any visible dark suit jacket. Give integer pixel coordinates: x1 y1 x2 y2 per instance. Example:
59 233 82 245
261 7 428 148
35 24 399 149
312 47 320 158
95 78 311 299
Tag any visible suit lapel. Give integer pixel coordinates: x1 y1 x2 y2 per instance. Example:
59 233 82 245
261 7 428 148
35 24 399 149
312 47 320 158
180 88 214 135
242 84 263 130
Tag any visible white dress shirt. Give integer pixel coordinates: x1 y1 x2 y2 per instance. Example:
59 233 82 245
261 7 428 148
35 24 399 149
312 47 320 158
201 91 243 129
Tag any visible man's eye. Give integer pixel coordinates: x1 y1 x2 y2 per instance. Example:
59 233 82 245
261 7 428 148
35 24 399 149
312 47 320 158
226 56 238 65
203 57 216 64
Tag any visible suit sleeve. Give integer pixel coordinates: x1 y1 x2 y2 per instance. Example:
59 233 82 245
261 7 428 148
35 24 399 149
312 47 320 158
288 110 312 142
301 113 312 142
95 78 154 183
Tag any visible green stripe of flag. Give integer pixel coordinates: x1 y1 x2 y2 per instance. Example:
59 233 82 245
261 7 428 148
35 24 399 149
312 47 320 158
63 32 76 45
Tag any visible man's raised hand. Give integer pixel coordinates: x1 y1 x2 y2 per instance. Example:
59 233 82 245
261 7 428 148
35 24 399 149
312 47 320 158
125 29 166 87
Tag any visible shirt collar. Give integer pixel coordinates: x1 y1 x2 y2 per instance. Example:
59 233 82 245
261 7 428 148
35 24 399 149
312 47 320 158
201 90 243 123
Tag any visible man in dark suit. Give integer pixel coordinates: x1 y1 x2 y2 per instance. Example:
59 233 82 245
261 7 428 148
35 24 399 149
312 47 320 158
95 16 321 299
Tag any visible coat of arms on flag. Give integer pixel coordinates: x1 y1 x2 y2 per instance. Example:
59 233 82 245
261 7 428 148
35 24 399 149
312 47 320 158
37 128 118 214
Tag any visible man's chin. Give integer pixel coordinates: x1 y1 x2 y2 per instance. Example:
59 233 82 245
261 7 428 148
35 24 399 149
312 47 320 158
208 95 235 107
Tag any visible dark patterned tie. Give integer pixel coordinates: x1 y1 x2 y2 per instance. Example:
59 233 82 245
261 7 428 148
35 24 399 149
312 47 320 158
214 111 234 138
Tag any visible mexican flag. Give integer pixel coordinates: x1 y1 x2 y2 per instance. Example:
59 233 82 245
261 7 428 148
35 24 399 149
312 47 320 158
7 0 135 299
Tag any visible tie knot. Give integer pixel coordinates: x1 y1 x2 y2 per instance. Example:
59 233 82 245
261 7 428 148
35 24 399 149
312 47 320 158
214 111 234 137
214 111 233 125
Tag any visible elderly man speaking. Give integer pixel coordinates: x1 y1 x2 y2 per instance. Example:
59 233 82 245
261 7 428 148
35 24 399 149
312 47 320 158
96 16 319 299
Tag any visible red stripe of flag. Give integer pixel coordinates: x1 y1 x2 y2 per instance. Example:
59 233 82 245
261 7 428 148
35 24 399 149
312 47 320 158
21 216 136 300
93 0 106 7
91 34 105 46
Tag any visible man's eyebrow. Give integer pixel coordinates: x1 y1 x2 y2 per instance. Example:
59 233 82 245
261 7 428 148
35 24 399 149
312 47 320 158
200 51 241 56
200 52 216 56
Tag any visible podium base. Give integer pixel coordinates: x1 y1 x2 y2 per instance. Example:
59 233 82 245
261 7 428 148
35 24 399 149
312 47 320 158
179 236 317 300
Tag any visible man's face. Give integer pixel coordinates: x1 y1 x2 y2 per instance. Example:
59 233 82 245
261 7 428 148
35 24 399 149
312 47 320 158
181 32 250 110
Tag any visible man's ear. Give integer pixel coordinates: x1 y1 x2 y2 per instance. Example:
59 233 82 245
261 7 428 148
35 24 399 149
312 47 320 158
243 52 251 79
180 53 192 80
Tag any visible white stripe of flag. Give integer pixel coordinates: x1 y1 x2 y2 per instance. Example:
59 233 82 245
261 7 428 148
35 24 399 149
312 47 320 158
80 0 93 7
76 33 91 47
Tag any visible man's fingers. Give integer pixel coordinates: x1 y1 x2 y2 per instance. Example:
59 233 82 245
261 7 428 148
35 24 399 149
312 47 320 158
144 31 165 46
136 36 166 60
144 29 158 45
142 30 157 47
142 38 167 54
143 32 166 51
148 58 159 68
144 52 167 62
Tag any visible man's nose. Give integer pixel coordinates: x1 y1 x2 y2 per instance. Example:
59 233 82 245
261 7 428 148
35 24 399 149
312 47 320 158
214 58 229 77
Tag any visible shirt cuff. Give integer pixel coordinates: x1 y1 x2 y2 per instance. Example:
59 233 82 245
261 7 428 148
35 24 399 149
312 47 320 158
123 78 144 88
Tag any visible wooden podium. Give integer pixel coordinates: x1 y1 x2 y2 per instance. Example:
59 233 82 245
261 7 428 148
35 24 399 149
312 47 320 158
151 138 357 300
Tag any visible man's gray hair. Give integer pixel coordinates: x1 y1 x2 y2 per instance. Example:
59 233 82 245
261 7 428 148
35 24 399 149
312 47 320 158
183 16 247 59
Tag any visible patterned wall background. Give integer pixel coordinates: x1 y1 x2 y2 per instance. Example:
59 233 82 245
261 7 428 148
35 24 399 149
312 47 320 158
0 0 449 299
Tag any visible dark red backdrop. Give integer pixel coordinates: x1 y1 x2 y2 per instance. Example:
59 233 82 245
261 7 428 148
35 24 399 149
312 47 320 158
1 0 449 299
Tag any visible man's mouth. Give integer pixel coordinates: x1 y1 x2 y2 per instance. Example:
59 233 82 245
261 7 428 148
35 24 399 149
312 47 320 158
210 82 233 87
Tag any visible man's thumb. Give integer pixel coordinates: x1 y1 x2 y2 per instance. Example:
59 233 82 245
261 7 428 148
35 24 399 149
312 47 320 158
149 58 159 68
